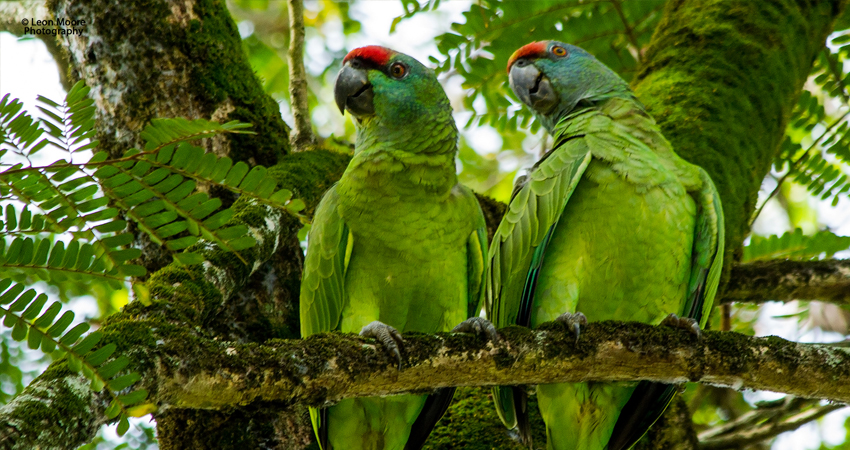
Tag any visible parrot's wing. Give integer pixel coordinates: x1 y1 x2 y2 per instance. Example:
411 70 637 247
608 169 725 450
405 200 488 450
468 208 489 318
300 186 350 337
684 168 725 327
488 138 591 439
300 186 351 450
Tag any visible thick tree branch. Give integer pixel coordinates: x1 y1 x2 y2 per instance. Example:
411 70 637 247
139 323 850 410
286 0 316 151
722 259 850 305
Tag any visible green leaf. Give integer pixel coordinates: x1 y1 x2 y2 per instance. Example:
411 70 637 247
744 229 850 261
118 389 148 406
269 189 292 204
85 343 117 366
98 356 130 379
116 415 130 436
286 199 305 212
108 373 141 392
33 301 61 328
73 331 103 354
173 252 204 265
46 311 75 337
105 400 122 420
60 323 90 345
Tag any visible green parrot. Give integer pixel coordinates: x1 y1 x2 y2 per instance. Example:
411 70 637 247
488 41 725 450
300 46 489 450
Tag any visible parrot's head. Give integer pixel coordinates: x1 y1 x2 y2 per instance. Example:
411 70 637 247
507 40 630 132
335 46 454 144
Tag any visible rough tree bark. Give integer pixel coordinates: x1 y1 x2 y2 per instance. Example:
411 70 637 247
0 0 847 449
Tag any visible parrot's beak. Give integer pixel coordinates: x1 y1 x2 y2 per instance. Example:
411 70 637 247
509 62 557 115
335 63 374 116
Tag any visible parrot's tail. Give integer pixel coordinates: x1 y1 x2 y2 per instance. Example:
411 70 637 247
607 381 677 450
404 387 456 450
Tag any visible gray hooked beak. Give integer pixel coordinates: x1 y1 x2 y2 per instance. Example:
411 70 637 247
509 61 557 115
334 63 374 116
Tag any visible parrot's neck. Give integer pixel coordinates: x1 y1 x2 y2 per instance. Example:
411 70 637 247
341 119 459 199
549 95 684 168
542 86 636 133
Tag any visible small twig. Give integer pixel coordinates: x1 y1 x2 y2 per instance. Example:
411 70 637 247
699 397 808 440
699 401 844 449
286 0 316 151
610 0 642 64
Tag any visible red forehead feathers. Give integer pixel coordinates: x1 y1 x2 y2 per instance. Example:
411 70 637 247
507 41 549 73
343 46 395 66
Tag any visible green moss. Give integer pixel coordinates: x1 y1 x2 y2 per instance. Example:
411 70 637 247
422 387 545 450
269 149 352 215
157 404 312 449
144 263 223 324
184 0 290 166
8 361 101 447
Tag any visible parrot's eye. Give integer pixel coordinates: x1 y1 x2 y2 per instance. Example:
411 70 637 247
390 62 408 79
551 46 568 57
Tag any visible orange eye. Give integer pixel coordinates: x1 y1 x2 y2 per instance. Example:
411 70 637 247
390 62 407 78
552 46 568 57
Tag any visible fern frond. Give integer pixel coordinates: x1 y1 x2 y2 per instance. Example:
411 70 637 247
0 279 152 435
0 82 308 438
0 204 49 235
767 46 850 209
743 228 850 262
0 235 142 287
85 119 303 265
36 81 99 156
0 94 51 160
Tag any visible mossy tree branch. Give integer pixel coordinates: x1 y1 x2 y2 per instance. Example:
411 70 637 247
721 259 850 305
8 317 850 450
148 323 850 409
49 0 292 276
41 1 307 448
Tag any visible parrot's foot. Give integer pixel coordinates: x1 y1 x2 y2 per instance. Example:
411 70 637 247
453 317 500 343
661 313 701 337
360 321 404 370
555 312 587 343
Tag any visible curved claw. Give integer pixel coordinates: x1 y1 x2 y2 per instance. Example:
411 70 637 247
555 312 587 344
661 313 701 338
453 317 500 343
360 321 404 370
